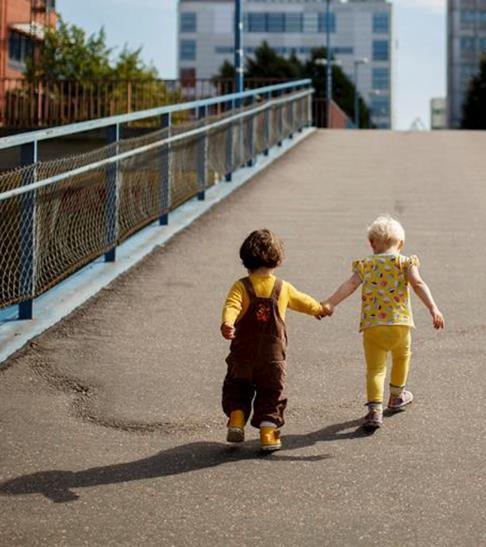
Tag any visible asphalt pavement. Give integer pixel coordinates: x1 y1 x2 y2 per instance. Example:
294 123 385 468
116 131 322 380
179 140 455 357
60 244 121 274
0 130 485 546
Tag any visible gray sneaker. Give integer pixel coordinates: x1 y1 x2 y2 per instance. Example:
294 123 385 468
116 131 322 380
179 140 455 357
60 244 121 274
388 389 414 412
363 408 383 430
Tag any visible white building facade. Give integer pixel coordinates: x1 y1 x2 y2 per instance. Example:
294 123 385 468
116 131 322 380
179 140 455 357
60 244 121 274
430 97 447 129
178 0 393 129
447 0 486 128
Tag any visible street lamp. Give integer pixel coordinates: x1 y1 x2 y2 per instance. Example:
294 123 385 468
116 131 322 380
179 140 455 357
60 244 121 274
234 0 244 96
353 57 369 128
315 59 341 67
325 0 332 127
315 57 340 128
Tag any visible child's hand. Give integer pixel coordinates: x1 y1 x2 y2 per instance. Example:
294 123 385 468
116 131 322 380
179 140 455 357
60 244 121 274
431 307 445 329
221 322 236 340
320 301 334 317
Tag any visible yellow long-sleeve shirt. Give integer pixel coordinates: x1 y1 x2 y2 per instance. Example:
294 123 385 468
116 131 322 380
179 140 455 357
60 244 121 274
222 274 322 325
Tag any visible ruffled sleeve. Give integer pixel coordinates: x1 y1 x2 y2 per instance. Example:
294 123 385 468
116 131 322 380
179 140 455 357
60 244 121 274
352 259 365 280
405 255 420 270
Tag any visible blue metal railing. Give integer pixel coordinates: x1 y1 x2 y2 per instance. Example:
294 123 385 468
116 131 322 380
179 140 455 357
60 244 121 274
0 80 314 320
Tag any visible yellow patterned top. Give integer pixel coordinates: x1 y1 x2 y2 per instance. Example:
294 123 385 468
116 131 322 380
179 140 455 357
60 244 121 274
353 254 420 332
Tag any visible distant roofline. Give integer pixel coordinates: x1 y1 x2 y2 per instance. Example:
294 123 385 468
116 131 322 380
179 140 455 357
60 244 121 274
179 0 390 3
179 0 391 5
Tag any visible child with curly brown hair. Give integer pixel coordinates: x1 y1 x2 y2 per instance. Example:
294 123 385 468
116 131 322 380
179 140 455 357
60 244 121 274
221 229 327 451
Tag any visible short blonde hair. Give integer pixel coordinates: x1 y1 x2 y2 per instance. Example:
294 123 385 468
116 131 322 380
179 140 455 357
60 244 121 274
367 214 405 244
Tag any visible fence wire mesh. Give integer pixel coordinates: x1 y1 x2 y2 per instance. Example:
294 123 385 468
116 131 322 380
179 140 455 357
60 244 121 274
0 90 311 310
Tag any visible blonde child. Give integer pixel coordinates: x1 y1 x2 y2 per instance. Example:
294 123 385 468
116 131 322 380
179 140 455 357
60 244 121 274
221 229 327 451
322 215 444 429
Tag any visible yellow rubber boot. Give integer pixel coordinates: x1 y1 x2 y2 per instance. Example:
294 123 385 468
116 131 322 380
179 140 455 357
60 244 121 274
227 410 245 443
260 426 282 452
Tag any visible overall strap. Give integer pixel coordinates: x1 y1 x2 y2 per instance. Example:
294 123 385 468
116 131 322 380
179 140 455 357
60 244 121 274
240 277 256 301
270 278 283 301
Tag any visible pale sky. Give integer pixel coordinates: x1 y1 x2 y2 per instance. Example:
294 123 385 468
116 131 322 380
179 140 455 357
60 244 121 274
57 0 446 130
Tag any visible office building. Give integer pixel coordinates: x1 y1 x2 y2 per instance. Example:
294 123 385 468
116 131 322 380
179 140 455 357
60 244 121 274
447 0 486 128
430 97 447 129
178 0 394 128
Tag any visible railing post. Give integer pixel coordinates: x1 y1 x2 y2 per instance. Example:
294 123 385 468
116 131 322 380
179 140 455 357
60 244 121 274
225 99 235 182
307 92 313 129
263 92 271 156
18 141 38 320
288 89 295 139
277 90 283 147
159 112 171 225
246 96 255 167
105 123 121 262
298 95 304 133
197 105 208 200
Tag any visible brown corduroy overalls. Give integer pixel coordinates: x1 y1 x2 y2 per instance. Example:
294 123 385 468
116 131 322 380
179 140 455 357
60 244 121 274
222 277 288 429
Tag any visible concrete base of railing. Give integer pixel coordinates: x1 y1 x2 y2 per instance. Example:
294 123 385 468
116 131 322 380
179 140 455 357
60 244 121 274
0 127 315 366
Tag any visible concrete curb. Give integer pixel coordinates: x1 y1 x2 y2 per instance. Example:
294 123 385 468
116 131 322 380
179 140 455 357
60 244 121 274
0 128 316 365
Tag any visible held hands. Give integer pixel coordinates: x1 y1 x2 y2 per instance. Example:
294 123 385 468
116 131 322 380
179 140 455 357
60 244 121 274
430 307 445 330
221 322 236 340
315 301 334 320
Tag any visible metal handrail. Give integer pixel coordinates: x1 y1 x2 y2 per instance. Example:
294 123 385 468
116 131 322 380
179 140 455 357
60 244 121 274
0 88 313 202
0 79 312 151
0 80 314 320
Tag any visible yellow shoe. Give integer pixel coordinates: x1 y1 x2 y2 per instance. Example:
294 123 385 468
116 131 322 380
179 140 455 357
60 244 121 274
226 410 245 443
260 426 282 452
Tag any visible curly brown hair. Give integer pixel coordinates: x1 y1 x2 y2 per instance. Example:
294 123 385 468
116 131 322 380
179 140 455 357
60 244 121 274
239 229 285 271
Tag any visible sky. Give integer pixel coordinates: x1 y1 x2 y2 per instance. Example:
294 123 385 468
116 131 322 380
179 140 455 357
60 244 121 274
56 0 446 130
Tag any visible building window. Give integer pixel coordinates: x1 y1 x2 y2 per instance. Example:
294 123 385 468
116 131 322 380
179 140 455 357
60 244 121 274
372 68 390 90
8 31 34 67
302 13 319 33
371 96 390 118
461 9 486 24
215 46 233 54
333 46 353 55
180 12 197 33
244 11 335 34
180 40 196 61
460 37 475 51
318 12 336 33
373 13 389 34
285 13 302 33
461 9 476 23
247 12 267 32
460 64 477 88
267 12 285 32
373 40 389 61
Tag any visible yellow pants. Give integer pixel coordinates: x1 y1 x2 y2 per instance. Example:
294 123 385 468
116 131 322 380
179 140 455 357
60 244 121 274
363 326 412 404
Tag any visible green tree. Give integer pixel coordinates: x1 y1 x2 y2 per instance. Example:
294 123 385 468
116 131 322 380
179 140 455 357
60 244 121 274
21 18 178 120
26 17 159 82
303 47 372 129
218 60 235 80
112 46 159 81
26 18 112 81
461 56 486 129
246 41 301 80
215 41 372 128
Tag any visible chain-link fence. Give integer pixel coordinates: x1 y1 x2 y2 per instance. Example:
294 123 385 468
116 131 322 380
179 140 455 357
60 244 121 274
0 84 313 315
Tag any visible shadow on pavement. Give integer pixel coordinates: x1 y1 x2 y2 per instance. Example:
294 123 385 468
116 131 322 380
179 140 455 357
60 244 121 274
0 418 365 503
